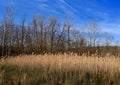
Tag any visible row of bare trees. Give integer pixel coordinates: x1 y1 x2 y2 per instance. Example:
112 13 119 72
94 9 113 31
0 5 119 57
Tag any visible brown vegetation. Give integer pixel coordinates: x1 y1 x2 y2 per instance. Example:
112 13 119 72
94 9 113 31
0 54 120 85
1 54 120 73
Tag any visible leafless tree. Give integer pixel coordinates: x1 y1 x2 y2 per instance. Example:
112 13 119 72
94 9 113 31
49 17 57 53
104 32 114 46
2 4 15 55
38 15 45 53
87 21 98 47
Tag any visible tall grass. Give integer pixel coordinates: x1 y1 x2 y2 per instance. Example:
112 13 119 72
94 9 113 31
0 54 120 85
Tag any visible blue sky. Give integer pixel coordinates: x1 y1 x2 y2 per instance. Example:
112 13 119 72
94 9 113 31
0 0 120 41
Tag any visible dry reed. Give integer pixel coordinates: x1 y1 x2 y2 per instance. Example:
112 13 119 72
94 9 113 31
0 54 120 75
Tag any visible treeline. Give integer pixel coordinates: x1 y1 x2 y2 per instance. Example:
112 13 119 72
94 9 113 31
0 5 120 57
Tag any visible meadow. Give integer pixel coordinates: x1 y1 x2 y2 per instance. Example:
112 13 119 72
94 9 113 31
0 54 120 85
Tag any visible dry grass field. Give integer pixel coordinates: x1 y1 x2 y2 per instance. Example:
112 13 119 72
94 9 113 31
0 54 120 85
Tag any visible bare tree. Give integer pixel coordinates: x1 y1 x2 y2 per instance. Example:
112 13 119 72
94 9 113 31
20 17 26 54
25 25 33 54
39 15 45 53
87 21 98 47
2 21 7 56
104 32 114 46
5 4 15 55
49 17 57 53
56 24 66 53
66 23 71 50
71 29 86 49
1 4 15 56
21 17 25 47
65 13 72 51
33 16 38 49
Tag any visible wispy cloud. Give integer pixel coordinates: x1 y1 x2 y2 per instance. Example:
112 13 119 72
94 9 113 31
59 0 78 13
34 0 64 17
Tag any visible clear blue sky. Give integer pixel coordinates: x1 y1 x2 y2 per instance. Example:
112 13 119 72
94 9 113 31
0 0 120 41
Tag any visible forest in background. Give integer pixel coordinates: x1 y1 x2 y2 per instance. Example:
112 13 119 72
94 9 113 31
0 4 119 57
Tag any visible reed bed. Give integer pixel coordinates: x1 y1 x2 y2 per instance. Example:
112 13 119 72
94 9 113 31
0 54 120 85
